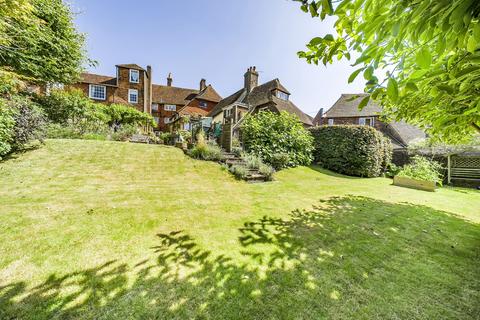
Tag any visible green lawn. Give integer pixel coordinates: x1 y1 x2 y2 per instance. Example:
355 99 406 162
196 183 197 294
0 139 479 319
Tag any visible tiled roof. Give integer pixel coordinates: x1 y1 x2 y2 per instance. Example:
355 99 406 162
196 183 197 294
80 73 117 86
115 64 146 71
152 85 198 105
195 85 222 103
383 120 426 149
208 78 311 125
271 96 313 126
312 109 324 125
324 94 382 118
208 89 245 117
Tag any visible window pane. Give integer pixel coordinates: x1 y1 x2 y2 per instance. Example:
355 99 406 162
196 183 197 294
90 85 106 100
129 89 138 103
130 70 139 83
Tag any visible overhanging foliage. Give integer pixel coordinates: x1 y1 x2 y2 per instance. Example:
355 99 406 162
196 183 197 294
295 0 480 142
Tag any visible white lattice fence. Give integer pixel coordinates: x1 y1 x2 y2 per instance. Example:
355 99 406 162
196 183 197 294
448 155 480 183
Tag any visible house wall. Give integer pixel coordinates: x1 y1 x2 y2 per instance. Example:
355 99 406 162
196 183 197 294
152 103 182 132
69 83 120 105
326 116 386 132
116 67 145 112
70 67 147 112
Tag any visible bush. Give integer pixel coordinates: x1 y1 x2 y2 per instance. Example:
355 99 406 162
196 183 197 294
241 111 314 169
229 165 248 180
270 152 291 170
243 153 262 169
385 163 401 178
258 163 275 181
397 156 444 185
110 124 138 141
36 89 154 135
0 99 16 158
10 96 46 149
187 143 224 161
309 125 392 177
0 95 46 159
101 103 155 128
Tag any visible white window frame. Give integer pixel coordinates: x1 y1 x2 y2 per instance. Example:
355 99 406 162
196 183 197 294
152 103 159 112
128 89 138 104
164 104 176 111
276 90 289 101
359 117 374 126
129 69 139 83
89 84 106 100
199 101 208 108
224 108 232 117
328 119 334 126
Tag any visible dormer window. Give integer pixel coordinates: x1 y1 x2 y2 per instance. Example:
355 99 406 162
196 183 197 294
129 69 139 83
275 90 289 101
199 101 208 108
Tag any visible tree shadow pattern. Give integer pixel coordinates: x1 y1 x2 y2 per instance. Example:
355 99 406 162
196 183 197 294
1 196 479 319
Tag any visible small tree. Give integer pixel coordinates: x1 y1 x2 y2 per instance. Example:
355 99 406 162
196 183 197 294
241 111 314 169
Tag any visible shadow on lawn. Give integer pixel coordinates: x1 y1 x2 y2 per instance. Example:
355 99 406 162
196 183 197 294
1 197 479 319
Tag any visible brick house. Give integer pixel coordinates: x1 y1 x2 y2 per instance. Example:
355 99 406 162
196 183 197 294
208 66 312 127
314 93 426 150
71 65 221 132
156 76 222 132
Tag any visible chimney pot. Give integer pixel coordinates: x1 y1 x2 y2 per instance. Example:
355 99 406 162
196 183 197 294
244 66 259 93
167 73 173 87
200 78 207 91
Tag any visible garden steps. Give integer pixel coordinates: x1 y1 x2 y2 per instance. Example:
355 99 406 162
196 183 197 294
220 151 269 183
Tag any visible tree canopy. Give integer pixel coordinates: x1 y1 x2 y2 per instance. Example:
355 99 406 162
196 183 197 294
0 0 87 84
295 0 480 142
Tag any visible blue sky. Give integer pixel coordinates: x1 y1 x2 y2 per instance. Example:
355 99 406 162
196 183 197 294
70 0 365 116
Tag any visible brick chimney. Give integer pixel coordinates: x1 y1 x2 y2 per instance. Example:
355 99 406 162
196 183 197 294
167 73 173 87
145 65 152 114
200 78 206 91
244 66 259 93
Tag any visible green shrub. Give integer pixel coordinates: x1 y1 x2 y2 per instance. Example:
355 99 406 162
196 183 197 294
241 111 314 169
270 152 291 170
159 132 173 145
385 163 401 178
243 153 262 169
309 125 392 177
229 165 248 180
46 123 81 139
187 143 224 161
101 103 155 128
397 156 444 185
0 99 16 159
0 95 46 159
232 146 243 157
258 163 275 181
10 96 46 149
110 124 138 142
36 90 153 135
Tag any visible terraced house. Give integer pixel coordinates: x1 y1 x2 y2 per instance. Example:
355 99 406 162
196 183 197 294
72 64 221 131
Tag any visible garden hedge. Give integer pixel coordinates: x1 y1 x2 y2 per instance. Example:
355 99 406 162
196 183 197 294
309 125 392 177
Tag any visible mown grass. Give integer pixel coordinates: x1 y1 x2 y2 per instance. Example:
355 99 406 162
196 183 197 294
0 139 479 319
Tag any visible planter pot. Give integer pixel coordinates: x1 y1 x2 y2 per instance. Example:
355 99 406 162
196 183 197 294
393 175 436 192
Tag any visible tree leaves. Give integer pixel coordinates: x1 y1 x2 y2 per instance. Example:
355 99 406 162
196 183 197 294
416 48 432 69
348 67 364 83
387 78 399 102
296 0 480 141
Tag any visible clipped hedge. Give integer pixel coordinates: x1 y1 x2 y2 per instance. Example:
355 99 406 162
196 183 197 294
309 125 392 177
